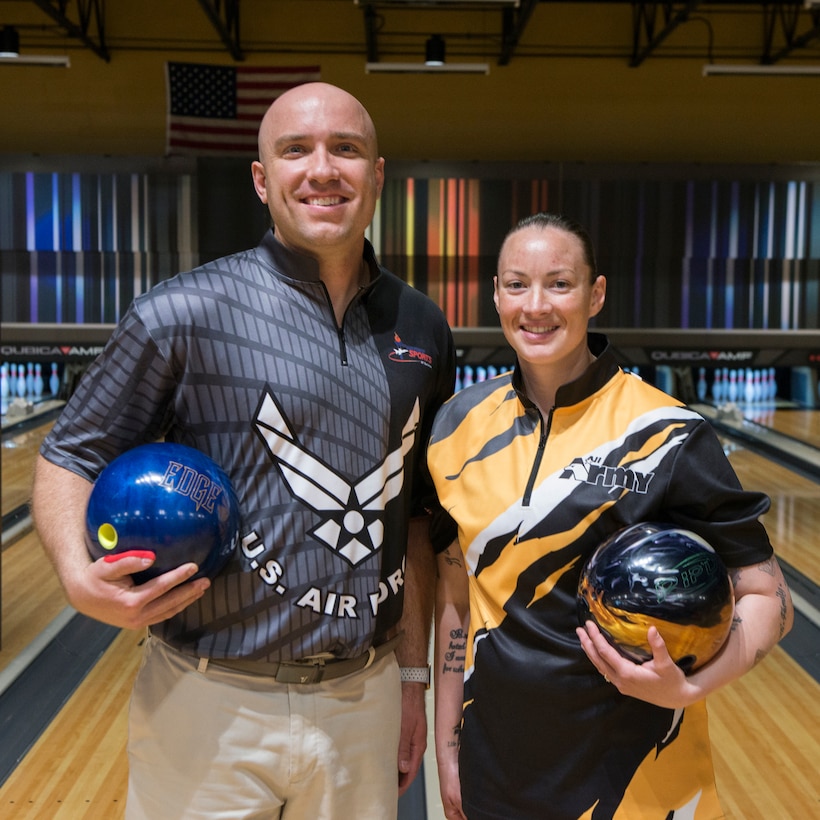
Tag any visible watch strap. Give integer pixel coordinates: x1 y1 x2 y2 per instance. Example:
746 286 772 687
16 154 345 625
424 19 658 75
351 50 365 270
399 665 431 687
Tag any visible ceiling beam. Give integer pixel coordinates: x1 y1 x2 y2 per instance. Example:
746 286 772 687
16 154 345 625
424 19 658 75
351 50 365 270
196 0 244 61
762 2 820 64
630 1 701 67
363 2 380 62
499 0 540 65
30 0 109 62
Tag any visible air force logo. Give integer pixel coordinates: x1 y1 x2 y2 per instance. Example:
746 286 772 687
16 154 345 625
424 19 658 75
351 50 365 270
254 391 420 566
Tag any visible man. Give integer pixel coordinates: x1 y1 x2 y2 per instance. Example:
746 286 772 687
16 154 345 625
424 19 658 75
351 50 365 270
32 82 455 819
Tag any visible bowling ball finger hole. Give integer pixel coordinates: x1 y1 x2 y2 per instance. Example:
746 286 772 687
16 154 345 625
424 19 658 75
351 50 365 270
677 655 696 674
98 523 118 550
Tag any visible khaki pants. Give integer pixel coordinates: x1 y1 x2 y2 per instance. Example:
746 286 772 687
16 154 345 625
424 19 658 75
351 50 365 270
126 636 402 820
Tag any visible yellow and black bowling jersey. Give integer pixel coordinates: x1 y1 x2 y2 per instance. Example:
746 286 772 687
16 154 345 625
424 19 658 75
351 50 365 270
427 333 773 820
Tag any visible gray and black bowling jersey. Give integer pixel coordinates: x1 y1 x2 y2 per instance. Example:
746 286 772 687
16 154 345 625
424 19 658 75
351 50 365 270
42 231 455 662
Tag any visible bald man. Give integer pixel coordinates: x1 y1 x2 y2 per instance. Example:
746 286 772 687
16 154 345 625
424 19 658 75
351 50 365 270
33 83 456 819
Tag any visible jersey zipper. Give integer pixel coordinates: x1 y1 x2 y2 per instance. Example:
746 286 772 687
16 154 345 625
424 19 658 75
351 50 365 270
319 280 360 367
336 324 349 366
522 406 553 507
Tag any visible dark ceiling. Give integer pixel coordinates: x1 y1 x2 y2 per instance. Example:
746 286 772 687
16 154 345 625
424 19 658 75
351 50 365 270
3 0 819 68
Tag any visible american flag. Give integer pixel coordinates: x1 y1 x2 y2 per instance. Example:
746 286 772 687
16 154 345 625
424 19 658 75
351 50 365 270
165 62 321 156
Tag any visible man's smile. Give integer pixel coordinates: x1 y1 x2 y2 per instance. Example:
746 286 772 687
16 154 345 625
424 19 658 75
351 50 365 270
304 195 347 206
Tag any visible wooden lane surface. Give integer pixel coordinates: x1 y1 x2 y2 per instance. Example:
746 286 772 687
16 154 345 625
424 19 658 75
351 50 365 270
766 409 820 447
725 446 820 583
0 530 68 674
0 627 141 819
709 646 820 819
1 418 55 518
746 408 820 449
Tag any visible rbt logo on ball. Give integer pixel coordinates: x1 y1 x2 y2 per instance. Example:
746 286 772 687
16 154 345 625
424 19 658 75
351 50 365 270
652 550 722 602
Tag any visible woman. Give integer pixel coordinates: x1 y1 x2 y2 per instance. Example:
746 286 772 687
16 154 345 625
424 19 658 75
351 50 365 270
428 213 793 819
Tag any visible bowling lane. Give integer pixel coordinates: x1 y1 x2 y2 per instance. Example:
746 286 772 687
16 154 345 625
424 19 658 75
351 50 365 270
709 644 820 820
749 408 820 449
0 530 68 675
0 626 139 817
2 424 52 518
724 444 820 584
1 403 63 519
1 403 67 663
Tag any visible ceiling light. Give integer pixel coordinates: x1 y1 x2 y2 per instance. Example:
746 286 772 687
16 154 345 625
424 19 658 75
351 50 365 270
368 32 489 73
1 25 20 56
355 1 519 6
0 54 71 66
0 25 70 67
425 34 446 66
702 63 820 76
366 61 489 74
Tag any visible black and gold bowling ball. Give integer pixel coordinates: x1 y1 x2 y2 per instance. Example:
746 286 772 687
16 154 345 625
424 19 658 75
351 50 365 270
577 522 735 674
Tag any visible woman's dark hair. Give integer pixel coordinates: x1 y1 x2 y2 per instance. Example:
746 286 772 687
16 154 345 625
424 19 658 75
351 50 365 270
505 213 598 282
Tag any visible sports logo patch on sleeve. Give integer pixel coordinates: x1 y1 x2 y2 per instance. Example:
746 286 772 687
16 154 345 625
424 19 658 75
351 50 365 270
388 332 433 368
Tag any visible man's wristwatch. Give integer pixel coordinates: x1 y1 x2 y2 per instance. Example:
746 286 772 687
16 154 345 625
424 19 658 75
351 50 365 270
399 665 431 688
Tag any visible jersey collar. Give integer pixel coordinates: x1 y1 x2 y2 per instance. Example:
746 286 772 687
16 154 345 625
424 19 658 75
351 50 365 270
256 229 381 288
512 333 620 412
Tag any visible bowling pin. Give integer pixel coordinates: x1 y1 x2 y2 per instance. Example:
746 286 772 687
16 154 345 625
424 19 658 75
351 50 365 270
697 367 707 402
727 370 738 402
33 363 44 398
768 368 777 402
0 363 8 400
454 367 463 393
753 370 762 403
744 368 755 404
462 365 474 389
49 363 60 396
711 369 722 402
16 363 26 398
25 362 34 395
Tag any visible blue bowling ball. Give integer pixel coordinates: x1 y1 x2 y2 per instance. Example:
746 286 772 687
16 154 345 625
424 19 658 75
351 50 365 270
85 442 240 584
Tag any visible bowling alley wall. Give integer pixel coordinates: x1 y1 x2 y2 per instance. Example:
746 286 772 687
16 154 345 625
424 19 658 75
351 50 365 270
2 159 818 330
1 158 819 407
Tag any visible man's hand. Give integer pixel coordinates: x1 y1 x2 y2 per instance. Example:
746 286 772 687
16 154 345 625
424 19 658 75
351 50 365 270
397 681 427 795
76 551 211 630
